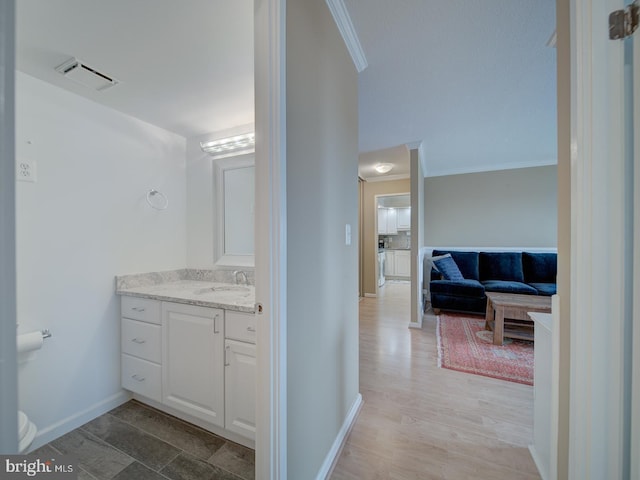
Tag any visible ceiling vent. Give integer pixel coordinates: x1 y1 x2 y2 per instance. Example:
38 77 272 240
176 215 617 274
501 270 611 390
55 58 119 91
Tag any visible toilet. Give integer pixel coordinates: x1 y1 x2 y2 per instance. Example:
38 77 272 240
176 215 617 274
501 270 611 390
18 410 37 454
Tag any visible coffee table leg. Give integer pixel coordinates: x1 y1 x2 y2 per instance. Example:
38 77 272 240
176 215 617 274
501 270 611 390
485 297 493 330
493 307 504 345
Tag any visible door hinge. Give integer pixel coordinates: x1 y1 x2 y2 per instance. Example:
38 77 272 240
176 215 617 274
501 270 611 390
609 0 639 40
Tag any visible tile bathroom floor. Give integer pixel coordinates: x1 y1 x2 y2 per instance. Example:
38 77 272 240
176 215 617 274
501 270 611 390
31 400 255 480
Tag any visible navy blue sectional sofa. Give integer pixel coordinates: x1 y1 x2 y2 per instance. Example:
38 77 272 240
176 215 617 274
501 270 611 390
429 250 557 315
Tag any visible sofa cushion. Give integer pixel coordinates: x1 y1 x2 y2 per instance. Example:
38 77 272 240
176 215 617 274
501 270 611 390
432 254 464 281
479 252 524 282
430 279 485 297
432 250 479 280
528 282 557 296
481 280 538 295
523 252 557 283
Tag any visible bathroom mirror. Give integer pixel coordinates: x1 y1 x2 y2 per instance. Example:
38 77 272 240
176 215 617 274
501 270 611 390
213 154 255 267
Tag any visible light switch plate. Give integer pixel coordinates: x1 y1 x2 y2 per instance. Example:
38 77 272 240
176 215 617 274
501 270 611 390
17 159 37 183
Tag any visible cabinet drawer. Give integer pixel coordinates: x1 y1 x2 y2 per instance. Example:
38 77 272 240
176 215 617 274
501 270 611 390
225 311 257 344
121 318 161 363
121 296 161 324
121 354 161 402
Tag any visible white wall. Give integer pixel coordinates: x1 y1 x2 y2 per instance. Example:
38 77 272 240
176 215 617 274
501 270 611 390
15 72 187 448
424 165 557 248
286 0 360 477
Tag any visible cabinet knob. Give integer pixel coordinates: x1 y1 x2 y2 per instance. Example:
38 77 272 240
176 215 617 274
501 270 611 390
131 374 145 382
131 338 146 344
132 307 146 312
247 325 256 333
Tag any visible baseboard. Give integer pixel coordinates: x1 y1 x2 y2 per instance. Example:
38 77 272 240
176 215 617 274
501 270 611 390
408 320 423 329
315 393 363 480
28 390 131 452
528 444 550 480
364 293 377 298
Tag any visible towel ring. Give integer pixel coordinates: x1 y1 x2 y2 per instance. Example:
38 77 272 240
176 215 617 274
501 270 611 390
146 189 168 210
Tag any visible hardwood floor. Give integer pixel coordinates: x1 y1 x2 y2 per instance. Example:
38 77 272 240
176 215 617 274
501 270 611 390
331 282 540 479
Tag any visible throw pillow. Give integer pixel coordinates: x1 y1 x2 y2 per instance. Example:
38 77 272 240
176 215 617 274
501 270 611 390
432 254 464 281
429 253 451 272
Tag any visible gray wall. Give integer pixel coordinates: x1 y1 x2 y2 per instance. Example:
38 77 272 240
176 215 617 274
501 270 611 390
286 0 360 478
424 165 557 248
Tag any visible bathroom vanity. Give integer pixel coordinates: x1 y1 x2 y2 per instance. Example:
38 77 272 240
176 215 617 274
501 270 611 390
116 269 256 448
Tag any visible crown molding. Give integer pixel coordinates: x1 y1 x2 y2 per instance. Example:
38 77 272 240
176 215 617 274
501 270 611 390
425 158 558 178
325 0 368 72
361 173 410 183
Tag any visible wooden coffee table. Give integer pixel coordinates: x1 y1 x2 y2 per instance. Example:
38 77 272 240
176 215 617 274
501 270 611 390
485 292 552 345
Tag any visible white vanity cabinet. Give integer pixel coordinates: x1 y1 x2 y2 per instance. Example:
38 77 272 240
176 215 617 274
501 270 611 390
120 294 256 446
162 302 224 427
224 311 256 440
120 297 162 402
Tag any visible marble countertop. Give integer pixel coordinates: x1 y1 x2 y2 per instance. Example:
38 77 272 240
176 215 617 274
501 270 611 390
116 270 255 313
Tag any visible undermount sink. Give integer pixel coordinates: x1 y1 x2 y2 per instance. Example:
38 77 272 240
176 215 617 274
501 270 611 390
194 285 251 295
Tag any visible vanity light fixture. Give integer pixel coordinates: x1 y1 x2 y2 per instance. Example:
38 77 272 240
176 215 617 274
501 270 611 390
200 133 255 159
374 163 394 174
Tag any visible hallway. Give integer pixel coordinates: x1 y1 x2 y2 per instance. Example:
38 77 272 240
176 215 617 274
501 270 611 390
331 282 540 479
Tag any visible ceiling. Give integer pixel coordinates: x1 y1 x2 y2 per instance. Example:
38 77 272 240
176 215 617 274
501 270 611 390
345 0 557 178
16 1 557 178
16 0 254 138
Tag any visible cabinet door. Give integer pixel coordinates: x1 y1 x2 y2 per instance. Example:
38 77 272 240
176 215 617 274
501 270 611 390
384 250 395 275
395 251 411 277
386 209 398 234
377 208 387 234
162 302 224 427
225 339 256 440
397 207 411 230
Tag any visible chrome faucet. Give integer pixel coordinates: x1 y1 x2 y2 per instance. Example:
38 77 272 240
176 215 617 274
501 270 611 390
233 270 248 285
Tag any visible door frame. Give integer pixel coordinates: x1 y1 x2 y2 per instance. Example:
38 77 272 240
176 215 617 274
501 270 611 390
254 0 287 478
568 0 635 477
0 0 18 454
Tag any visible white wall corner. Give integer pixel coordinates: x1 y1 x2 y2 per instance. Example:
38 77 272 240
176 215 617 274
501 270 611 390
325 0 368 73
406 140 428 177
315 393 363 480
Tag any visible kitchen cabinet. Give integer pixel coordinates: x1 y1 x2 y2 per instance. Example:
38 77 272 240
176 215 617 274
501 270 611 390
394 250 411 277
384 250 395 275
377 208 398 234
162 302 224 427
377 208 387 234
383 250 410 278
224 312 257 441
397 207 411 230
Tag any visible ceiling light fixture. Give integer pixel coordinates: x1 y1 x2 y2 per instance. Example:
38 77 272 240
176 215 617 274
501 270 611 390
374 163 393 174
200 133 255 159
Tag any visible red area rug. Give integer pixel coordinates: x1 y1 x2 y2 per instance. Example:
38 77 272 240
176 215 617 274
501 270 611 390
436 313 534 385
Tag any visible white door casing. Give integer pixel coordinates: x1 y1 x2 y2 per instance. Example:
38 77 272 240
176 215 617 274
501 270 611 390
630 4 640 477
569 0 636 477
0 0 18 454
254 0 287 478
